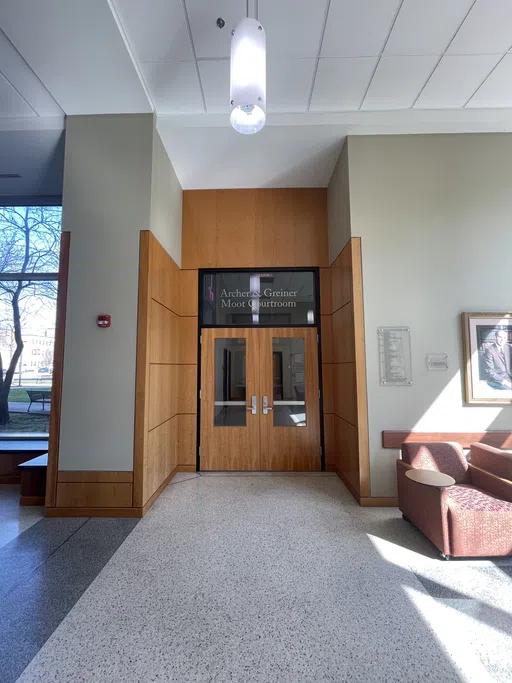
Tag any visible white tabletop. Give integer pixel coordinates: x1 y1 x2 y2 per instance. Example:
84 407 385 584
405 469 455 488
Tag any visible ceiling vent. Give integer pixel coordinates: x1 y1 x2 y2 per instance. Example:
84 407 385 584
0 173 21 179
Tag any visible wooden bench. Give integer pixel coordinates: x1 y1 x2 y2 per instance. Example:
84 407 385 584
18 453 48 505
26 390 52 411
0 439 49 484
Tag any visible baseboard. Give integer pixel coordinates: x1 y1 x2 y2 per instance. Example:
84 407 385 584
141 466 180 516
333 469 361 504
45 506 143 518
20 495 45 506
176 465 196 472
359 497 399 507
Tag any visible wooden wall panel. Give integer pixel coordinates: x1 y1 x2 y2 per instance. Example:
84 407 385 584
181 269 198 316
320 267 332 315
178 414 197 466
144 417 178 504
58 471 133 483
149 300 179 364
182 189 328 269
179 365 198 414
179 316 198 364
150 236 180 314
56 482 133 508
322 237 370 504
148 364 179 430
321 315 333 364
332 305 355 363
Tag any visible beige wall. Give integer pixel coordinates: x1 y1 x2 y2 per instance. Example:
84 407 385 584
327 140 351 265
347 134 512 496
59 114 182 473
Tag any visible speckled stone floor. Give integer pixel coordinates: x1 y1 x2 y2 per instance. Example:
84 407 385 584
5 473 512 683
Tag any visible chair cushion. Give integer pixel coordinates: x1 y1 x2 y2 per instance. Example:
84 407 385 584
447 485 512 512
401 442 470 484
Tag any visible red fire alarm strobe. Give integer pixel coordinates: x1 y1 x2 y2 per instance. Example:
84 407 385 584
97 314 111 328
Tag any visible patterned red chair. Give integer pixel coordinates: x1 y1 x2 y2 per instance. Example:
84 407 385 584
397 442 512 560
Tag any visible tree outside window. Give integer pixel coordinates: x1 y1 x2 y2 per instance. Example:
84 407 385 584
0 207 61 432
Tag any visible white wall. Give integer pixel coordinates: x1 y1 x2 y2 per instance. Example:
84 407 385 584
59 114 154 470
327 139 351 265
150 126 182 267
347 134 512 496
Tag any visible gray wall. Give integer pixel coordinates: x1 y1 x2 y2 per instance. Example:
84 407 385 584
327 139 351 265
347 134 512 495
150 126 182 267
59 113 182 471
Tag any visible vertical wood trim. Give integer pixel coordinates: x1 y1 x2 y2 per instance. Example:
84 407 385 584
45 231 70 509
350 237 370 497
133 231 151 507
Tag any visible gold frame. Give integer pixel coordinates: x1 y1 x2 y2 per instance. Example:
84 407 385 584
462 312 512 404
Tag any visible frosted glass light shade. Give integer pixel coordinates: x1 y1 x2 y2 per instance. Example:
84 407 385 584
230 17 266 135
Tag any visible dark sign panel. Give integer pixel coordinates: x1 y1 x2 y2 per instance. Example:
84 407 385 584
201 270 317 326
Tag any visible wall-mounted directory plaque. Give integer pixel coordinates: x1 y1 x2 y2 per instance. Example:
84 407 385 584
378 327 413 386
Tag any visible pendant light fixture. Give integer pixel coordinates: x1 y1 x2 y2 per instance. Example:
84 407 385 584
230 17 266 134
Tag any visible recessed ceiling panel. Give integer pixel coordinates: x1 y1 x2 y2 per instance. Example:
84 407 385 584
362 55 438 110
384 0 473 56
158 122 345 188
186 0 246 59
321 0 401 58
466 54 512 108
258 0 328 58
414 55 500 109
141 61 204 114
310 57 378 111
447 0 512 55
112 0 193 62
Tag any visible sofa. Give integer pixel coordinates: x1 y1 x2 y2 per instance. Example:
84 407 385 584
397 442 512 559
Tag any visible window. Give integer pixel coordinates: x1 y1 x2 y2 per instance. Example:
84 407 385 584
0 206 62 435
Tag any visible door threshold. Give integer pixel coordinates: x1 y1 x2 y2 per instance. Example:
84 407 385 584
199 471 335 477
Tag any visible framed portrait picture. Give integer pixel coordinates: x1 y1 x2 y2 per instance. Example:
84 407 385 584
462 312 512 404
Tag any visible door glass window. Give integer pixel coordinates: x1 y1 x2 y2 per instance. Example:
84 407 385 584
272 338 306 427
214 339 247 426
201 271 316 326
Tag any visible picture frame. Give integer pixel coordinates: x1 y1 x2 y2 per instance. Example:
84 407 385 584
462 312 512 404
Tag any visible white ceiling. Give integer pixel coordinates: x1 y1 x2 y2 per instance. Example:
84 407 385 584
2 0 512 190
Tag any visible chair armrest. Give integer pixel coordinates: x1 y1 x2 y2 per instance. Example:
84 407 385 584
470 443 512 481
468 463 512 502
396 460 451 555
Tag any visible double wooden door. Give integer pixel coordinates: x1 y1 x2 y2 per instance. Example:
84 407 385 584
200 328 321 470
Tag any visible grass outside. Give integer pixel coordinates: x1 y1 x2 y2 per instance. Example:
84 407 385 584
8 386 53 403
0 412 49 433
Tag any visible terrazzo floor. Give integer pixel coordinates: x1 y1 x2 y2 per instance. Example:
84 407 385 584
2 473 512 683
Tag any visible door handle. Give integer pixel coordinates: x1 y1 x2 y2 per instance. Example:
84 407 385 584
247 395 257 415
262 395 273 415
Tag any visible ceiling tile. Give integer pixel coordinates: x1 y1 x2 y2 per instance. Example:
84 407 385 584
414 55 500 109
0 72 36 117
186 0 245 59
447 0 512 55
321 0 401 57
140 61 204 114
361 55 438 110
198 60 230 113
258 0 328 58
113 0 193 61
267 59 316 112
384 0 473 56
310 57 378 111
466 54 512 107
0 30 62 116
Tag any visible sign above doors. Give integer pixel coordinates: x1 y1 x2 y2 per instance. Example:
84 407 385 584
200 270 318 327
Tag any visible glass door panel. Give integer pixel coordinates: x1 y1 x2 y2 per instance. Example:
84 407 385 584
214 338 247 427
272 337 306 427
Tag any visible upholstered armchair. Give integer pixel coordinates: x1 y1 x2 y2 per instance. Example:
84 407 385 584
397 442 512 559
